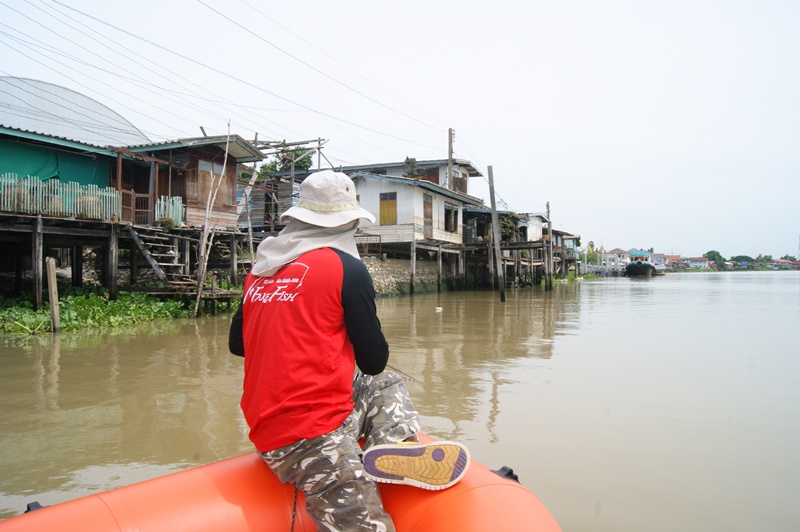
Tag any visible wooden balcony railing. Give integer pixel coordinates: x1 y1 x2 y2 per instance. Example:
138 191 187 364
1 175 185 227
0 174 120 221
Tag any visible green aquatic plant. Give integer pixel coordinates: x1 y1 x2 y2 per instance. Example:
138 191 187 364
0 288 203 335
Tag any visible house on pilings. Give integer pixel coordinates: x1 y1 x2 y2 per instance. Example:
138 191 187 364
0 76 262 308
257 158 579 291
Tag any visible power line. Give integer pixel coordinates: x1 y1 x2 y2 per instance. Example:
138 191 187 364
197 0 442 132
236 0 449 133
46 0 442 152
33 0 300 140
0 82 138 146
0 34 195 139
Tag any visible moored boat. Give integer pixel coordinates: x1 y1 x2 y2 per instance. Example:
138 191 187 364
0 435 561 531
626 249 656 277
626 260 655 277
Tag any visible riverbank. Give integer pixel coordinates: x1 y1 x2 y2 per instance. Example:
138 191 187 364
364 256 455 296
0 289 193 335
0 257 448 335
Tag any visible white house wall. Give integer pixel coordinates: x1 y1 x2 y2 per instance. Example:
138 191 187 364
526 218 544 241
355 178 463 245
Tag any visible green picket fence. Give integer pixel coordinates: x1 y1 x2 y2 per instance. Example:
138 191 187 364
155 195 185 225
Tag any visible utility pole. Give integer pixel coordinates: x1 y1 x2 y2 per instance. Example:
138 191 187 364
447 128 454 190
488 165 506 302
545 201 554 290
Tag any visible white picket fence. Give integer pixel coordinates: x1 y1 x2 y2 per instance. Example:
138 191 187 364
0 174 123 221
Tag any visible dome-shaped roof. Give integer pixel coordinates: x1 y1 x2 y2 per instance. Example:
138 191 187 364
0 76 150 147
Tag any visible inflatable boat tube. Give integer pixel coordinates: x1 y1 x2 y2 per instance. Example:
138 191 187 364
0 437 561 531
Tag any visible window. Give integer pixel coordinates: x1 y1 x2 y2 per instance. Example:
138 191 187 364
444 203 458 232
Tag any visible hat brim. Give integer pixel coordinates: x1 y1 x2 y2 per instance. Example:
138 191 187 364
279 205 376 227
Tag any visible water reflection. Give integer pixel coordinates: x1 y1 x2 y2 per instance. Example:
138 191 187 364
0 318 250 518
0 285 583 518
4 275 800 529
377 284 582 442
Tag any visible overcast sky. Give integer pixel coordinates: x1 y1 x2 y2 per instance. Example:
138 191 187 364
2 0 798 259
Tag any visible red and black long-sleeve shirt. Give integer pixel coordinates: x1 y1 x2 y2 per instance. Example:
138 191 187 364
229 247 389 452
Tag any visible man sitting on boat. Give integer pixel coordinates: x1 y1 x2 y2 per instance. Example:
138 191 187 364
229 170 469 531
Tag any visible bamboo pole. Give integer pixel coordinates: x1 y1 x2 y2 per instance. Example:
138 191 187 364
194 123 232 317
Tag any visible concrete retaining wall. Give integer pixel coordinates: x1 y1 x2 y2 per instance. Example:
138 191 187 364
363 256 453 297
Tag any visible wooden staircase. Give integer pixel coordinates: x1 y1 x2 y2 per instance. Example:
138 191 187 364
128 226 196 288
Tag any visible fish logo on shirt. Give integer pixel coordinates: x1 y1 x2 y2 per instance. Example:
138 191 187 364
245 262 309 304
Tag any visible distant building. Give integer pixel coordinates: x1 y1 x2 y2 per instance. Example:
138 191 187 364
687 257 711 269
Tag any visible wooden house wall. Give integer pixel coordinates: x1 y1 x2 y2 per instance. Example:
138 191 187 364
276 181 300 217
182 148 238 229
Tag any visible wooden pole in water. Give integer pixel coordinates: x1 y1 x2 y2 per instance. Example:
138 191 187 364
107 223 118 300
45 257 60 333
545 201 554 290
230 232 239 286
487 166 506 302
32 215 43 310
410 239 416 296
437 244 442 293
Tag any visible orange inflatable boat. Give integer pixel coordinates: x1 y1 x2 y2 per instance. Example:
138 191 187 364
0 438 561 531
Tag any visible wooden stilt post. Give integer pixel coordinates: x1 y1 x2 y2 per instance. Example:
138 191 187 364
230 232 238 286
410 240 416 296
183 239 190 276
487 166 505 302
107 223 118 300
72 245 83 287
15 253 23 295
437 244 442 293
460 249 467 291
130 243 139 284
32 216 43 311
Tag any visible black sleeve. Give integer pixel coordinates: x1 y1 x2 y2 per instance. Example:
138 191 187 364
335 250 389 375
228 300 245 357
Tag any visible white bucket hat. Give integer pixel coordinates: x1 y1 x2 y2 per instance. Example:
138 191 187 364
279 170 375 227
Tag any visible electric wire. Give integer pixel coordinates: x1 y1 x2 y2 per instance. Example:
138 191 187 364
0 83 137 146
236 0 449 132
33 0 299 141
196 0 442 133
47 0 442 152
27 0 272 138
0 17 255 140
0 33 196 139
3 1 500 179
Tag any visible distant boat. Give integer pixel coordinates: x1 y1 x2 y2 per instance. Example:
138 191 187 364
626 260 655 277
653 263 667 276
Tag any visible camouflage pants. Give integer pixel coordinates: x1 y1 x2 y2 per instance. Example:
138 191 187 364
260 371 421 532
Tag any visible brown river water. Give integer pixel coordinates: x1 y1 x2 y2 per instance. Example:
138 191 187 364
1 271 799 531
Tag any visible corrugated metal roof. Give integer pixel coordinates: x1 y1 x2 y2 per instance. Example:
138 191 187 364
0 76 150 147
0 125 117 156
127 135 264 163
336 159 483 178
